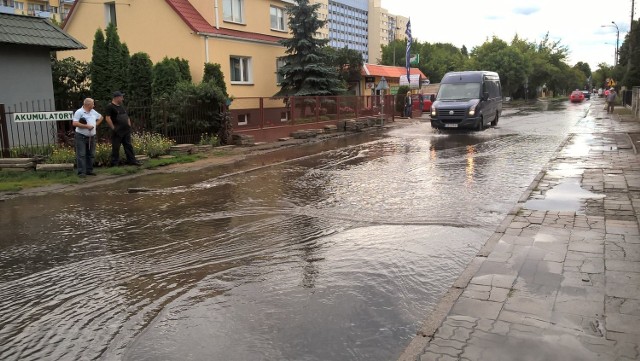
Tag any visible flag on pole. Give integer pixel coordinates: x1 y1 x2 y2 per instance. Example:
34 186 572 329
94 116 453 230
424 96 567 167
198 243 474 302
405 19 412 82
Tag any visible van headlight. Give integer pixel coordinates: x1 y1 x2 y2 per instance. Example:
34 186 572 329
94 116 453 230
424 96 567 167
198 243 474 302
431 106 436 116
468 100 480 116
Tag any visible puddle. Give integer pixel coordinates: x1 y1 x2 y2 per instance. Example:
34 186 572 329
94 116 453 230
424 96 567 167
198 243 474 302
545 163 585 178
524 178 604 212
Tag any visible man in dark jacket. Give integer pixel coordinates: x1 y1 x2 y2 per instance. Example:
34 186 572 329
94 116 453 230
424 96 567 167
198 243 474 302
105 91 141 166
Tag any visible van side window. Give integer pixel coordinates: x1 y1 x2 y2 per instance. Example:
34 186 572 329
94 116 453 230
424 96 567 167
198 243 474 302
484 79 500 99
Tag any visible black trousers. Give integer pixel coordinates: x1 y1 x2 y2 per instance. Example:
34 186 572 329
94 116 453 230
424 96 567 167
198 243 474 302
111 131 136 165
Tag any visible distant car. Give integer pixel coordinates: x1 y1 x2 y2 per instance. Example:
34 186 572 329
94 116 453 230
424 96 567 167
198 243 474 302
570 90 585 103
581 90 591 100
411 94 435 113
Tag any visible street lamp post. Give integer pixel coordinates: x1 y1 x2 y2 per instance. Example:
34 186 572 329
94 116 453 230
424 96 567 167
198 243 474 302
612 21 620 65
391 26 400 65
602 22 620 64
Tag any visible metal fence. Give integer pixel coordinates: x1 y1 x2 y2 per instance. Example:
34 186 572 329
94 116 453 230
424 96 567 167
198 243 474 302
0 95 396 158
0 100 64 158
632 87 640 119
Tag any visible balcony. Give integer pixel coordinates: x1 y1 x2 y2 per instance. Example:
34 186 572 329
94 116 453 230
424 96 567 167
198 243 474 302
28 10 50 17
0 5 14 14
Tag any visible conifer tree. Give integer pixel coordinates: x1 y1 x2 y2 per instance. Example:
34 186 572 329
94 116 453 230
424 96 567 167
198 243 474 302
203 63 228 97
128 52 153 104
152 57 182 99
104 23 128 95
90 28 109 103
172 57 192 83
276 0 344 96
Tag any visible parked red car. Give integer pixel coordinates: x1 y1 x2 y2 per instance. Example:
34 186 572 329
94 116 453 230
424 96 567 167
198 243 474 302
411 94 435 113
570 89 585 103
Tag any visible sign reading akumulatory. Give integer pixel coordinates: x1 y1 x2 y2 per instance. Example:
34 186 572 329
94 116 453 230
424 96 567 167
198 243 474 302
13 111 73 122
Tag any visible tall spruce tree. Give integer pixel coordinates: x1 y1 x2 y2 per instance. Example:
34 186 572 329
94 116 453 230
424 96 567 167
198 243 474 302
276 0 344 96
90 28 109 103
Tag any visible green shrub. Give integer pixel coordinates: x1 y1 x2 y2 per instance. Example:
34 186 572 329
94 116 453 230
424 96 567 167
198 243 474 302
46 146 75 164
95 142 114 166
199 133 219 146
132 132 175 158
10 145 53 158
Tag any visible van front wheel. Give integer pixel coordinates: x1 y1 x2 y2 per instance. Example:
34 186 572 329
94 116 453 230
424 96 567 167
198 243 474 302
491 112 499 126
476 117 483 131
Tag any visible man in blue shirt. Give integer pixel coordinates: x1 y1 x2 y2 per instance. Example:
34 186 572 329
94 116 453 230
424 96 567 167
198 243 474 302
72 98 103 177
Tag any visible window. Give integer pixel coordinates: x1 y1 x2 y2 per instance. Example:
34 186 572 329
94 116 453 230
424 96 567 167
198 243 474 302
223 0 243 23
14 1 23 10
276 57 286 84
270 6 287 31
104 2 116 26
0 1 14 7
230 56 251 83
237 114 249 125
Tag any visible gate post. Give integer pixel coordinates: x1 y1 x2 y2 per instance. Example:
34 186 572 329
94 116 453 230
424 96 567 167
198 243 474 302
0 104 10 157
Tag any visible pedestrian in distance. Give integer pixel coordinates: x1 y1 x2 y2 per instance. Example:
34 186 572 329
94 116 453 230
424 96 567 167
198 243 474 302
404 91 412 118
72 98 103 177
606 87 617 114
105 91 142 166
418 90 424 114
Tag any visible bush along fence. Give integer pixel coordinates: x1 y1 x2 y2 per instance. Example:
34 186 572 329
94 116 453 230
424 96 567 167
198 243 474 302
0 95 395 160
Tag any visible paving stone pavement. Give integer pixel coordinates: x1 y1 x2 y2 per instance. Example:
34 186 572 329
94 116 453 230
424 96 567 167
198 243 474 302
401 99 640 361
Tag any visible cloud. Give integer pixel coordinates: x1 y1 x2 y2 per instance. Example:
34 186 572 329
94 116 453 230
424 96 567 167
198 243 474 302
513 6 540 15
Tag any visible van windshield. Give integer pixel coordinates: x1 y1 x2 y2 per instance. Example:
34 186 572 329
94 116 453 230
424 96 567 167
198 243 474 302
437 83 482 101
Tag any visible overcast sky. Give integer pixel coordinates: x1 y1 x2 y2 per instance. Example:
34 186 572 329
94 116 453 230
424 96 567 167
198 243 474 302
381 0 634 71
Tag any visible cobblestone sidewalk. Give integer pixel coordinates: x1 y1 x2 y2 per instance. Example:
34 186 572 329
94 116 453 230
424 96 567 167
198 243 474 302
400 99 640 361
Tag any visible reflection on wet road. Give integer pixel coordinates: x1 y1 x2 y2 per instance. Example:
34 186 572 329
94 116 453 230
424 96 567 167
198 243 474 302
0 100 590 360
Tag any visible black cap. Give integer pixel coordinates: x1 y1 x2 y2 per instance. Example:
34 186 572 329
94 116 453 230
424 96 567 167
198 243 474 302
112 91 125 97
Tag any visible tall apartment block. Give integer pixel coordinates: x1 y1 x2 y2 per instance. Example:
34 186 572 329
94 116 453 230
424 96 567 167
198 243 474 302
0 0 74 23
313 0 407 64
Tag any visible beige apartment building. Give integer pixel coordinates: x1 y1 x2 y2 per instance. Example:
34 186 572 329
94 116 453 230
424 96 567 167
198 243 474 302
367 0 407 64
0 0 74 23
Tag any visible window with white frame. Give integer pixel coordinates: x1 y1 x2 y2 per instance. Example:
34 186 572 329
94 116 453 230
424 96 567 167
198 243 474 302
104 2 116 26
276 57 286 84
14 1 23 10
237 113 249 125
270 6 287 31
230 56 252 83
223 0 243 23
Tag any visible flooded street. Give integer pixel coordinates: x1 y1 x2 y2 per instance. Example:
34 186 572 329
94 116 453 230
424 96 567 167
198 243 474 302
0 100 591 360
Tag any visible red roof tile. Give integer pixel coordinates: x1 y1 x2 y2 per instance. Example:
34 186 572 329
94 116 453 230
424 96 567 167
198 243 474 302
165 0 286 43
362 64 426 78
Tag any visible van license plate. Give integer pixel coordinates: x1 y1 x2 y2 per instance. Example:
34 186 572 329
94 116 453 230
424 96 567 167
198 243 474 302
444 124 458 128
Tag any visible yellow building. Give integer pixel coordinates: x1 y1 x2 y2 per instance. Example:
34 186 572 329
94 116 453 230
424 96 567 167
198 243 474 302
0 0 74 23
310 0 329 40
61 0 294 98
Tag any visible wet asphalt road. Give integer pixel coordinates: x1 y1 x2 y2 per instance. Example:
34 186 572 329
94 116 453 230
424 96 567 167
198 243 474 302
0 99 590 360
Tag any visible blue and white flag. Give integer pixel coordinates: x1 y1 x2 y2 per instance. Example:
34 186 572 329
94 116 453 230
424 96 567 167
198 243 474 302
405 19 412 82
